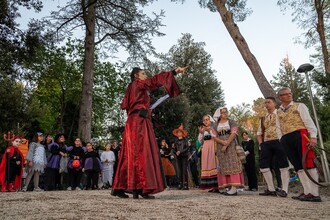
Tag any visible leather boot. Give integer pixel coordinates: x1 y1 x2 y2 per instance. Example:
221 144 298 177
8 183 15 192
1 184 8 192
133 190 140 199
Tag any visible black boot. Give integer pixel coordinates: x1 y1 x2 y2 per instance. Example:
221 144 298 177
111 189 129 198
133 190 140 199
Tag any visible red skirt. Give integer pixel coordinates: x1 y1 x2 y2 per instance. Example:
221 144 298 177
112 114 165 195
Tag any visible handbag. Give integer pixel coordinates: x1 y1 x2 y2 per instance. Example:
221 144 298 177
236 145 246 164
59 156 69 173
235 139 246 164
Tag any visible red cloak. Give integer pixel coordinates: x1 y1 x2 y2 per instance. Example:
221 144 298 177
112 71 180 194
0 146 24 188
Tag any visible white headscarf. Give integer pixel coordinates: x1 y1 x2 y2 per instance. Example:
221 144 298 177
207 114 215 123
213 106 227 122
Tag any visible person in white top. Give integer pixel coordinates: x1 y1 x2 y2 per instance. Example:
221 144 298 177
257 97 290 197
277 87 320 202
100 143 116 188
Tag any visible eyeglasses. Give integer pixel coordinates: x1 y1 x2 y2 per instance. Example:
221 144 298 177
220 111 228 114
279 92 292 96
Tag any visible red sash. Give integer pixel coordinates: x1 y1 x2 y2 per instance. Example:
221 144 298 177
300 129 315 169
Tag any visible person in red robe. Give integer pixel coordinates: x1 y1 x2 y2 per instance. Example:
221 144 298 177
0 136 24 192
111 66 188 199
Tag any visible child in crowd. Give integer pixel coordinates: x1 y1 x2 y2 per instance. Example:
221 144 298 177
67 137 85 190
159 138 176 188
22 132 47 192
46 133 68 190
0 134 24 192
100 143 116 189
82 142 102 190
172 124 189 190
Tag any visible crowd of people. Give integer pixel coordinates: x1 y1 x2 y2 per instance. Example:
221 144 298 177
0 66 322 203
0 133 121 192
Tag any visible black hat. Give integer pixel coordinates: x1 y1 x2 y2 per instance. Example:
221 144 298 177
54 133 66 143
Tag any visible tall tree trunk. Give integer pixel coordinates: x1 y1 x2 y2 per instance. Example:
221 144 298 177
78 0 96 142
315 0 330 74
213 0 276 98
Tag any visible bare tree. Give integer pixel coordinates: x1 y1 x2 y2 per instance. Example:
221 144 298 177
50 0 164 141
195 0 276 98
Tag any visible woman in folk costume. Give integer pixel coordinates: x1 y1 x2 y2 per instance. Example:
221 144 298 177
111 66 188 199
0 134 24 192
100 143 116 188
198 115 219 192
22 132 47 192
172 124 190 190
213 107 244 196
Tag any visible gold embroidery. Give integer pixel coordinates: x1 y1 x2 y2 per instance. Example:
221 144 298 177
278 103 305 135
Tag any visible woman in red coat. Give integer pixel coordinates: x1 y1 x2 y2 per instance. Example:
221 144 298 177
112 66 188 199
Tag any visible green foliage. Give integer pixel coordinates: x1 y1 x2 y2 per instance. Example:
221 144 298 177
145 33 225 140
92 62 130 140
197 0 252 22
270 57 310 103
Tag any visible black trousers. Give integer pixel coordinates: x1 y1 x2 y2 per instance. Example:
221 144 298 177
280 130 309 171
46 168 60 190
85 170 99 189
177 157 188 187
5 162 21 183
68 168 82 189
244 157 258 190
189 161 199 186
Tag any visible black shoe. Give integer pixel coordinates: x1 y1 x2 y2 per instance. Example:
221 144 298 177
259 189 277 196
111 189 129 198
292 193 305 200
276 189 288 197
140 194 155 199
208 189 219 193
133 190 140 199
223 191 238 196
299 193 322 202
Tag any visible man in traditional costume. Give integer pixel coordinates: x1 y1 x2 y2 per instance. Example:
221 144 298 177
0 134 24 192
277 87 321 202
111 66 188 199
257 97 290 197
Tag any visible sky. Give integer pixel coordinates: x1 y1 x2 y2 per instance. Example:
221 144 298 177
19 0 314 108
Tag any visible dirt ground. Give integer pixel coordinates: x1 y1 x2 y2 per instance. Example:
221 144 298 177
0 184 329 220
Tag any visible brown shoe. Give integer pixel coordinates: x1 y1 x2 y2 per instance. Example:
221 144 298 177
292 193 305 200
299 193 322 202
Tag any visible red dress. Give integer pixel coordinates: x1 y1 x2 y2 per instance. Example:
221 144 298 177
112 71 180 195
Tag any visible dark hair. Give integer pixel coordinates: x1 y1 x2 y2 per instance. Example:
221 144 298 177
32 133 41 143
130 67 143 82
42 134 52 148
265 96 276 103
241 131 248 137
